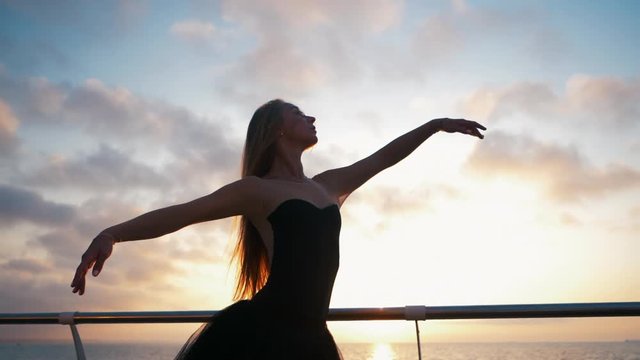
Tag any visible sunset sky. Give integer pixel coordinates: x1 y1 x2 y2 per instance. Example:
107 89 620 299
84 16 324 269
1 0 638 344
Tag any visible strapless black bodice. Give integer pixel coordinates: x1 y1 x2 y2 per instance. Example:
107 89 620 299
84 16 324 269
252 198 340 325
175 199 342 360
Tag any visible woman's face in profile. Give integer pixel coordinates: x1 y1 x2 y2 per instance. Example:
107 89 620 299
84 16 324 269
280 103 317 148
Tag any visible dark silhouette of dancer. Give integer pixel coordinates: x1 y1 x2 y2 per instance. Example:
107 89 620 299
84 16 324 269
71 99 485 359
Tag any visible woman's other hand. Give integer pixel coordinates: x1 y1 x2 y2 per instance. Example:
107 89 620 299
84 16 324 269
70 232 116 295
435 118 486 139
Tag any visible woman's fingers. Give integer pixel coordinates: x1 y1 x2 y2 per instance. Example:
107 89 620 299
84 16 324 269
71 263 88 295
71 250 95 295
470 120 487 131
459 120 485 139
92 252 107 277
92 236 113 276
468 126 484 139
440 119 487 138
71 234 114 295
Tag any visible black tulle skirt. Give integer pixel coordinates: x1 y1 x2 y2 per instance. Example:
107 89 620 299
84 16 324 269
174 300 342 359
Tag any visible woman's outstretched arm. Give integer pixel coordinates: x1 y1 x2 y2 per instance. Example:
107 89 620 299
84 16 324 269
70 177 260 295
315 118 486 202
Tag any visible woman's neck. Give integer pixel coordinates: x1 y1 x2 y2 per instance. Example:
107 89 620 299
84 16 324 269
266 148 305 181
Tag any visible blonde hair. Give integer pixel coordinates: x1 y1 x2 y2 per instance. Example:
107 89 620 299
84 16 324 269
232 99 287 300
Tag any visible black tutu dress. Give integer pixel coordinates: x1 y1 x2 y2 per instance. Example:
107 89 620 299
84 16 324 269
175 199 343 359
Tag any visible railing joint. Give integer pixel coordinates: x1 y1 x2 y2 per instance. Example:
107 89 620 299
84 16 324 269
57 311 86 360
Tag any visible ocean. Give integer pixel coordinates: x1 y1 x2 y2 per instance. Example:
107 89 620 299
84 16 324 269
0 341 639 360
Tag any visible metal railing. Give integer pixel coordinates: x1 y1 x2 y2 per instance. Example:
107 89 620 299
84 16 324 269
2 302 639 360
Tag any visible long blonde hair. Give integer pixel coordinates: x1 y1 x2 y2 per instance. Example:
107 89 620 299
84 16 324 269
232 99 287 300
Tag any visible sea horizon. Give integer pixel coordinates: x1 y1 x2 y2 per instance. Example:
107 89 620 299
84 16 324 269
1 340 639 360
2 339 638 344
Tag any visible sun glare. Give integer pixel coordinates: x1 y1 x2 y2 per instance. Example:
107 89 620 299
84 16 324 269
368 343 395 360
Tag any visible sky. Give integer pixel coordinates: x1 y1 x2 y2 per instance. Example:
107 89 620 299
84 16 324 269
0 0 639 345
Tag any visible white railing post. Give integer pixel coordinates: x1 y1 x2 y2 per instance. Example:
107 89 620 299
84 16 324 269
58 312 86 360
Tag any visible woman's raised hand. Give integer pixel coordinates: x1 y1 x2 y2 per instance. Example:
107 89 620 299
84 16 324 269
436 118 486 139
71 232 116 295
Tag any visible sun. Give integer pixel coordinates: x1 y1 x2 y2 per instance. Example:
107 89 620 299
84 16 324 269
368 343 395 360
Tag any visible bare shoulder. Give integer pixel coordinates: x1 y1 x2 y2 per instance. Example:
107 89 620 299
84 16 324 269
311 171 343 202
311 171 334 189
312 167 350 190
236 175 263 189
312 160 376 205
231 175 267 208
215 175 262 198
181 176 266 222
238 175 287 213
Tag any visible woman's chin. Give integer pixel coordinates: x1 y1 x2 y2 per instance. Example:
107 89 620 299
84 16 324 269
304 137 318 150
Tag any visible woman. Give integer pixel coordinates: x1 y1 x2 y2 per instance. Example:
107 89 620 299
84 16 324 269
71 99 485 359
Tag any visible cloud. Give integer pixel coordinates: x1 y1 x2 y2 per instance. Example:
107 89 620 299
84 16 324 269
207 0 563 99
411 12 463 64
407 2 571 79
0 266 65 313
1 193 228 317
64 78 170 136
0 246 190 313
63 79 238 162
565 74 640 126
0 184 75 226
0 72 68 123
26 197 149 275
1 0 148 34
458 75 640 165
461 75 640 127
228 38 330 96
465 131 640 202
170 19 216 42
364 185 433 215
630 207 640 233
61 79 240 178
211 0 402 100
0 71 241 195
26 193 230 272
450 0 469 14
528 27 571 66
221 0 401 35
459 75 640 174
115 0 149 30
0 51 234 148
0 244 199 340
26 77 67 116
461 81 558 122
0 98 19 156
0 67 241 322
168 17 242 55
559 212 582 227
342 182 461 236
0 66 243 324
24 144 170 191
1 257 51 273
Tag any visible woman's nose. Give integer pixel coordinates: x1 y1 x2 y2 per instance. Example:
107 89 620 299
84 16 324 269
307 116 316 124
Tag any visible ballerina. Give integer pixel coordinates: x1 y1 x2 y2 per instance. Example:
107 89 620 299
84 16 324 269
71 99 485 359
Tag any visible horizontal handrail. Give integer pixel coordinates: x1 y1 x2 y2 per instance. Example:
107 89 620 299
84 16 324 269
1 302 639 324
